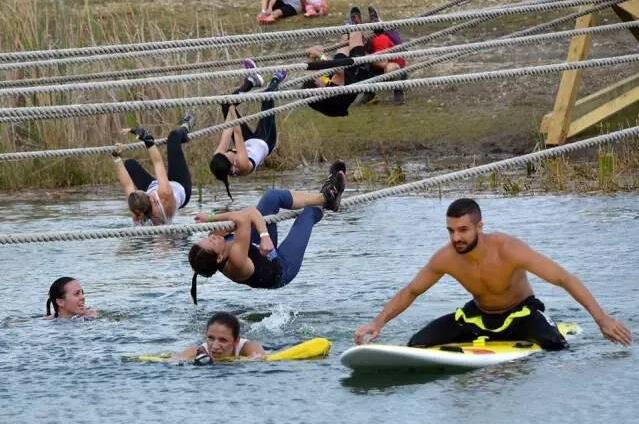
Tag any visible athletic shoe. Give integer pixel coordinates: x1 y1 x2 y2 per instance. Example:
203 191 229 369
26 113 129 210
178 111 196 133
304 5 318 17
242 58 257 70
368 6 381 23
393 89 405 105
247 73 264 88
130 127 153 142
272 70 288 83
347 7 362 25
320 160 347 212
357 92 377 105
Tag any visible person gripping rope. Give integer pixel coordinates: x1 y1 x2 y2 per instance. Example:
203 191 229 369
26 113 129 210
112 113 195 225
188 161 346 304
210 60 287 200
354 198 632 350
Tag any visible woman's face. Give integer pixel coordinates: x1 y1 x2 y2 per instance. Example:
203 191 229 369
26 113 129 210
205 323 238 359
224 151 239 176
55 280 87 317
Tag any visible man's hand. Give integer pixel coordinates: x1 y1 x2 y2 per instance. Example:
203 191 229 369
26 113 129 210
259 235 274 257
354 321 383 345
194 212 210 224
597 315 632 346
112 143 124 159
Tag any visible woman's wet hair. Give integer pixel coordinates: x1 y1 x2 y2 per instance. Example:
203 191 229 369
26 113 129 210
127 191 152 217
207 312 240 340
46 277 76 317
209 153 233 200
189 244 221 305
446 198 482 223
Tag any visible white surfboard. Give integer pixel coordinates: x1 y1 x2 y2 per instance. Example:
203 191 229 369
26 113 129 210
341 323 581 372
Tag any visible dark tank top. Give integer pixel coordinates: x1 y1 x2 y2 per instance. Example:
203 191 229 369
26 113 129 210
238 244 283 289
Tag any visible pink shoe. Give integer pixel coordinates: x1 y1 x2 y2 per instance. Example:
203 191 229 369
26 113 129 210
304 5 318 17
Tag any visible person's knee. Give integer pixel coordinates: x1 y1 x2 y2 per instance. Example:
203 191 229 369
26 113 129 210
385 63 400 74
302 206 323 223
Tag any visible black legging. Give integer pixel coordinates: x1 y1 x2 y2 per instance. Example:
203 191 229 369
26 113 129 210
124 127 192 208
221 80 278 153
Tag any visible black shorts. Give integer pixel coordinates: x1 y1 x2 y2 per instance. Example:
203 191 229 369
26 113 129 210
273 0 298 17
407 296 569 351
334 46 372 85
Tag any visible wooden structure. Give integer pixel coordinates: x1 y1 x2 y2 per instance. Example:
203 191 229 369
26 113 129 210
540 1 639 145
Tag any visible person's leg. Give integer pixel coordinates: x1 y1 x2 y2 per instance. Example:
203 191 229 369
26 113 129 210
253 76 281 153
513 310 568 351
276 206 324 285
252 189 295 246
222 103 255 143
124 159 154 190
166 127 192 208
408 313 473 347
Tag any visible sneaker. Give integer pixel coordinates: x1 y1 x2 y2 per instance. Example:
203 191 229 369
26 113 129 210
247 73 264 88
178 111 196 133
272 70 288 83
320 160 347 212
304 4 318 17
368 6 381 23
358 91 377 105
348 7 362 25
393 89 405 105
242 58 257 70
129 127 153 142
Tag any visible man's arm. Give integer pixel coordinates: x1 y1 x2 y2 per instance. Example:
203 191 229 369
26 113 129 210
505 237 632 346
354 251 446 344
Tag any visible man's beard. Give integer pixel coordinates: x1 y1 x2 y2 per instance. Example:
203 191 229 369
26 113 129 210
454 234 479 254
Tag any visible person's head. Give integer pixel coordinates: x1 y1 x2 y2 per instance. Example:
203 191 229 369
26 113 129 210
446 198 483 254
46 277 86 318
302 79 323 90
209 153 234 200
128 190 152 222
188 234 229 304
205 312 241 359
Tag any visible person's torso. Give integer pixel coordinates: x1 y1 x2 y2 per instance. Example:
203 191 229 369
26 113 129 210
244 138 270 172
238 244 282 289
444 234 534 312
146 180 186 224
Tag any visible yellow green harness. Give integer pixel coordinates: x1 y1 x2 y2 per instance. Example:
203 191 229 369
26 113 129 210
454 305 531 333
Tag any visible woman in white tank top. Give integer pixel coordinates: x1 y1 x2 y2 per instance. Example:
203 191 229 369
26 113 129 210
173 312 266 363
210 69 287 200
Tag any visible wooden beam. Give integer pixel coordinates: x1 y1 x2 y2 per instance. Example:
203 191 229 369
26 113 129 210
565 85 639 137
545 13 597 146
613 0 639 42
540 73 639 133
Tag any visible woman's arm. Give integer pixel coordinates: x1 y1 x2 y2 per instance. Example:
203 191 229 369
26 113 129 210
240 340 267 360
112 147 136 196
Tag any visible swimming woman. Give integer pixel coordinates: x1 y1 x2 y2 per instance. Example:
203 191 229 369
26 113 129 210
45 277 98 320
173 312 265 363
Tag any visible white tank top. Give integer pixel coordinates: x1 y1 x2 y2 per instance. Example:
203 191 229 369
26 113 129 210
145 180 186 223
201 338 248 357
245 138 269 173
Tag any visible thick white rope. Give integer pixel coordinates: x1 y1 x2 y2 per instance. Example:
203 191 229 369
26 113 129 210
1 21 636 98
1 125 636 245
0 0 615 71
2 53 637 123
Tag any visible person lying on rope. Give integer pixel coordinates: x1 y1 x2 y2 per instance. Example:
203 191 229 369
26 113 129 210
362 6 407 105
210 60 287 200
354 198 633 350
188 161 346 304
45 277 98 320
172 312 266 363
257 0 303 24
111 113 194 225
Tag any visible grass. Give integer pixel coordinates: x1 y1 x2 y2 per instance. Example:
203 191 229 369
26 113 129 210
0 0 638 192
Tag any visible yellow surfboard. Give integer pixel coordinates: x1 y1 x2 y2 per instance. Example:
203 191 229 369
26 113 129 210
130 337 332 364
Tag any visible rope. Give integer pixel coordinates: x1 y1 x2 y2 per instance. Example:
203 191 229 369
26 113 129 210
0 0 615 71
2 52 637 123
2 21 637 98
1 124 636 245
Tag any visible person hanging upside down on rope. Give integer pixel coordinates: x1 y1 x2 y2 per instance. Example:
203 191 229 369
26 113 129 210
173 312 266 363
45 277 98 320
257 0 303 24
188 161 346 304
354 198 632 350
210 61 288 200
301 6 374 117
112 113 195 225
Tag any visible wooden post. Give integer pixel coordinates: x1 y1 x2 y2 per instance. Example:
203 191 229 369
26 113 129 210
545 13 597 146
613 1 639 41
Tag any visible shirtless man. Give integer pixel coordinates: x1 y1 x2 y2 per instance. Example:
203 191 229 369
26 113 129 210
354 198 632 349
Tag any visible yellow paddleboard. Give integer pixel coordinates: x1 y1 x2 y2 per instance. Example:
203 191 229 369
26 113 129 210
130 337 331 364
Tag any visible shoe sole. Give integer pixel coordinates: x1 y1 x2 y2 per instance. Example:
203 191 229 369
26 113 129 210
332 171 346 211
